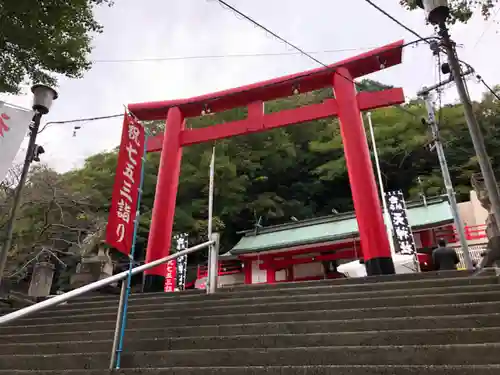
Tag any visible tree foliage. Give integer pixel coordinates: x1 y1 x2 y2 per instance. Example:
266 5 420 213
3 80 500 290
0 0 112 93
400 0 498 24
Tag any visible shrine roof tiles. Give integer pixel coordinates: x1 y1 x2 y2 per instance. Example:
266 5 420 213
231 196 453 255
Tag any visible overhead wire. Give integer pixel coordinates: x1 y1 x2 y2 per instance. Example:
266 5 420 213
42 0 438 134
38 114 123 134
213 0 429 118
362 0 500 107
473 4 500 49
477 74 500 101
93 47 376 63
361 0 432 43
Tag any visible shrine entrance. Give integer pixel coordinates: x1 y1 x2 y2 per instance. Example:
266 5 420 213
128 40 406 292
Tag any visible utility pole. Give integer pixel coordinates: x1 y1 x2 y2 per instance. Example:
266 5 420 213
421 93 474 270
418 0 500 234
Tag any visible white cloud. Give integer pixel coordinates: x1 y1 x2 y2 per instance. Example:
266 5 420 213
1 0 499 172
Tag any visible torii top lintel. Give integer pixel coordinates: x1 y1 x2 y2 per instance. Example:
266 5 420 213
128 40 405 121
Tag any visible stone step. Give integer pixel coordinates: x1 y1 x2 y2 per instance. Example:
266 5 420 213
221 269 489 292
58 277 499 311
7 287 500 328
1 327 500 355
1 300 499 335
66 269 492 304
29 281 500 319
1 312 498 344
0 366 499 375
3 344 500 370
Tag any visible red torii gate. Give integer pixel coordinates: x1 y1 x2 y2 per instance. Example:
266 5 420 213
129 40 406 292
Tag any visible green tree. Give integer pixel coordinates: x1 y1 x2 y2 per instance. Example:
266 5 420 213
400 0 498 24
0 0 113 93
5 79 500 290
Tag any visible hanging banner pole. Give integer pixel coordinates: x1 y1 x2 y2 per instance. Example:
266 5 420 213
208 146 215 239
366 112 396 257
109 112 147 370
207 146 217 293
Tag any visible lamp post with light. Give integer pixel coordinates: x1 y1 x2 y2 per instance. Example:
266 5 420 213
0 84 58 284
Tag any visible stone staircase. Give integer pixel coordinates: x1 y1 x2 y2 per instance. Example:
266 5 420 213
0 270 500 374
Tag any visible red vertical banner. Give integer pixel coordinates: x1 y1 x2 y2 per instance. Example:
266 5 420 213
105 112 146 255
164 259 177 292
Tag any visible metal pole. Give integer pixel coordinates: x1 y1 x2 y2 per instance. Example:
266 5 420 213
366 112 396 257
422 94 474 270
0 112 41 284
113 132 149 369
439 23 500 234
109 281 126 370
207 233 220 294
208 146 215 239
206 147 216 294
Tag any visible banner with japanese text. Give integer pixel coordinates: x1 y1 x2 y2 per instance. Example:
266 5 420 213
384 190 417 255
164 233 188 292
164 259 177 293
0 102 33 182
105 113 145 255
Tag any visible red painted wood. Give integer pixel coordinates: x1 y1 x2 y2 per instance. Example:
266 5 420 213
244 260 252 284
262 249 357 270
265 256 276 284
145 107 184 277
237 240 360 261
356 88 405 111
418 229 433 248
146 89 404 152
128 40 404 120
176 99 339 148
333 67 391 264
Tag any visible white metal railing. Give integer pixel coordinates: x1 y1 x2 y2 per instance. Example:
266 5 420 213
0 236 220 369
454 244 488 269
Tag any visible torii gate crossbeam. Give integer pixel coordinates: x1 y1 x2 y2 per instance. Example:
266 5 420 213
128 40 405 292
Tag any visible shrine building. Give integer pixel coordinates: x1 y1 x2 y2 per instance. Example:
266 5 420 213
195 193 489 288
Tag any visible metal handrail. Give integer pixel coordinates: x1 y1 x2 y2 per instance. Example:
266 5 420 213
0 239 215 326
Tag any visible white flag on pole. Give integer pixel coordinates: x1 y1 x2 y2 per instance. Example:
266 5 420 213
0 102 34 182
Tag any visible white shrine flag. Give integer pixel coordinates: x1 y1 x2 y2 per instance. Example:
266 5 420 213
0 102 34 182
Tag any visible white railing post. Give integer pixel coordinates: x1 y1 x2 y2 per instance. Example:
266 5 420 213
207 232 220 295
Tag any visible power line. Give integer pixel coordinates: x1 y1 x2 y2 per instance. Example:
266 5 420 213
213 0 427 118
361 0 500 106
215 0 327 68
38 114 123 134
361 0 431 44
473 4 500 49
41 2 432 133
477 74 500 101
93 48 375 63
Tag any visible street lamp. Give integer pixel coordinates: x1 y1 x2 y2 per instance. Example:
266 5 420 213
416 0 450 25
0 84 58 284
32 84 58 114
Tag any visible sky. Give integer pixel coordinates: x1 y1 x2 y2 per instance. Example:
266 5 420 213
1 0 499 172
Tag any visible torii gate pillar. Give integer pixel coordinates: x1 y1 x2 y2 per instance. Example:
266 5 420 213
129 40 406 291
334 68 395 275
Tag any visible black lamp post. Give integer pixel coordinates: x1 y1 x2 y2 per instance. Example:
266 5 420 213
0 84 58 284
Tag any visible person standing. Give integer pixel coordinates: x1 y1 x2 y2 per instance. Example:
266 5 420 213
432 238 460 271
